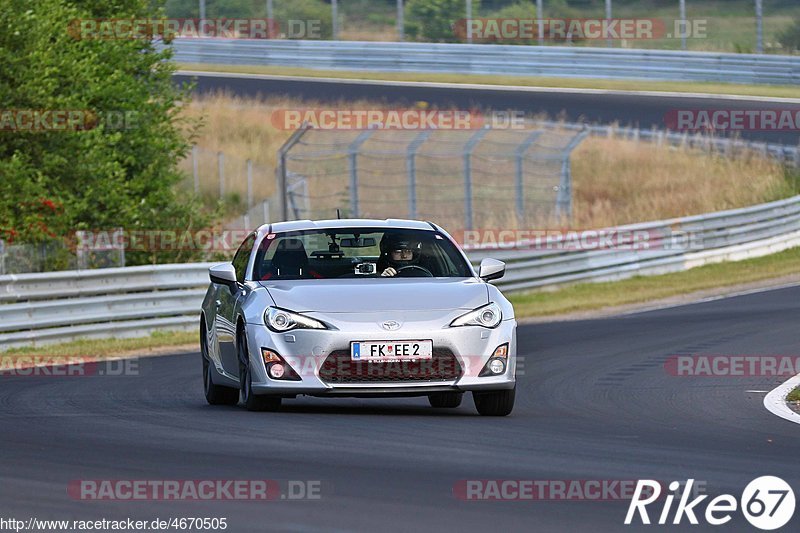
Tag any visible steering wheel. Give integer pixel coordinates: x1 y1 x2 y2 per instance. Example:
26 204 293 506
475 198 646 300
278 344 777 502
396 265 434 277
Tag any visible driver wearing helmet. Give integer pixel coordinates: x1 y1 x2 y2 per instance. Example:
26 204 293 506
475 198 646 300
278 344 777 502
379 234 422 277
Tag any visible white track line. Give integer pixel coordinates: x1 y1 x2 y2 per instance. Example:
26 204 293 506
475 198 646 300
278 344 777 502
763 372 800 426
175 70 800 103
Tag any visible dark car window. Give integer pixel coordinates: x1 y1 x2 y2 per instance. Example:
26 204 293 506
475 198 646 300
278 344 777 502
232 233 256 283
253 228 471 281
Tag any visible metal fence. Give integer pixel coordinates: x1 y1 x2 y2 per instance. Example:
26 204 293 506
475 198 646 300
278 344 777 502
172 39 800 85
0 235 125 276
276 123 589 230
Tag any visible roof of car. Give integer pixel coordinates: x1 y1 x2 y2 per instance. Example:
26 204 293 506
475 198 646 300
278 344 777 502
260 218 436 234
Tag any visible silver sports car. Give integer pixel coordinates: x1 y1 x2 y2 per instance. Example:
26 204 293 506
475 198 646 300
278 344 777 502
200 218 517 416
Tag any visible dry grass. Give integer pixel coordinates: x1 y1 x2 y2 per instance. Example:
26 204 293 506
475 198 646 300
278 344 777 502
571 136 790 228
178 92 791 230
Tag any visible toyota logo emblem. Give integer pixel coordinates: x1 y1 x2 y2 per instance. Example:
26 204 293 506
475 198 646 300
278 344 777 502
381 320 401 331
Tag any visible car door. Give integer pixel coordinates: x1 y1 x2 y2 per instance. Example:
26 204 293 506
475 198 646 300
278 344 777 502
216 233 256 378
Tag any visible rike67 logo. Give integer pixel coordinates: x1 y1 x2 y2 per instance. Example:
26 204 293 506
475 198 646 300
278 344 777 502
625 477 795 530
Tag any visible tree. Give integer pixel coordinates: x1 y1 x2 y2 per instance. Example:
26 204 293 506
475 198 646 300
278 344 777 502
0 0 208 264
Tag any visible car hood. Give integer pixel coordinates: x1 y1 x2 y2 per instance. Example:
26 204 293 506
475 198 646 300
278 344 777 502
259 278 487 313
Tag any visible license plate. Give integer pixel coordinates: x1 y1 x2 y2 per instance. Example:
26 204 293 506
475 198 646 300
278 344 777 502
351 340 433 362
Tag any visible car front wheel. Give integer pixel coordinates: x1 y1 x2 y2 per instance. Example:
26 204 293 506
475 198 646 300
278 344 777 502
428 392 463 408
202 321 238 406
473 387 515 416
238 330 281 412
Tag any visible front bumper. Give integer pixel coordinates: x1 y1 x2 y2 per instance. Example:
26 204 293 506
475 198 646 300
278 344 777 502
245 312 516 397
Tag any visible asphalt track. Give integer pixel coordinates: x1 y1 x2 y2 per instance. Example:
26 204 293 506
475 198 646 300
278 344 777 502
173 72 800 146
1 285 798 532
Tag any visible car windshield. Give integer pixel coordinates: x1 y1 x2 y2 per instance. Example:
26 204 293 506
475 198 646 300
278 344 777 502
253 228 472 280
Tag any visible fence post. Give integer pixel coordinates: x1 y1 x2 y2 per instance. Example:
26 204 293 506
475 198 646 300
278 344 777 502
755 0 763 54
679 0 687 50
406 131 431 219
397 0 404 41
463 127 489 231
332 0 339 40
115 228 125 268
192 145 199 194
556 128 590 220
514 131 542 226
348 130 375 218
246 159 253 210
217 151 225 198
466 0 473 43
536 0 543 45
276 123 312 221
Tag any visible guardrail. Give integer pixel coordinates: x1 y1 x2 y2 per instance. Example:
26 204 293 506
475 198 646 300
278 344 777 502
2 194 799 348
171 39 800 85
0 264 213 348
470 194 800 292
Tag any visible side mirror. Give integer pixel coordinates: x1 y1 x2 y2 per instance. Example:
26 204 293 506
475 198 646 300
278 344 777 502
478 258 505 282
209 263 238 289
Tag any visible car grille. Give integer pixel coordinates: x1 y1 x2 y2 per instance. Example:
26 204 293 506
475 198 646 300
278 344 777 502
319 348 463 384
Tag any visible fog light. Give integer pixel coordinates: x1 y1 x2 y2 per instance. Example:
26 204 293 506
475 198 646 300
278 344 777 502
492 344 508 358
479 343 510 377
488 358 506 375
262 349 281 364
268 363 286 379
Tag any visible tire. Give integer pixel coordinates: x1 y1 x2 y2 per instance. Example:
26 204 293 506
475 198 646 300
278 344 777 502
201 321 238 406
238 329 282 412
428 392 463 408
473 387 515 416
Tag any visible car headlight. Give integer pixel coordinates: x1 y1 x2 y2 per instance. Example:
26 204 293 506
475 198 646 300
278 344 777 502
450 302 502 328
265 307 327 332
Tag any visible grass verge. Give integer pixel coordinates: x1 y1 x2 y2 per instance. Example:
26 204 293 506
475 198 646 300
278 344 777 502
787 387 800 402
178 63 800 100
509 245 800 318
0 330 197 360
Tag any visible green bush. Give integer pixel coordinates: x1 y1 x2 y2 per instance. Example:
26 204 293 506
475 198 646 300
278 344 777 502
778 17 800 52
273 0 333 40
406 0 479 43
0 0 211 265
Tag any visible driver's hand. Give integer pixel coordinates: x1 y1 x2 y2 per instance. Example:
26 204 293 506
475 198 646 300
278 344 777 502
381 267 397 277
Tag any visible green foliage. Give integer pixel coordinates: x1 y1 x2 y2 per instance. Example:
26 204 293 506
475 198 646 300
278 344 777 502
0 0 211 265
406 0 479 42
273 0 333 40
778 18 800 52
